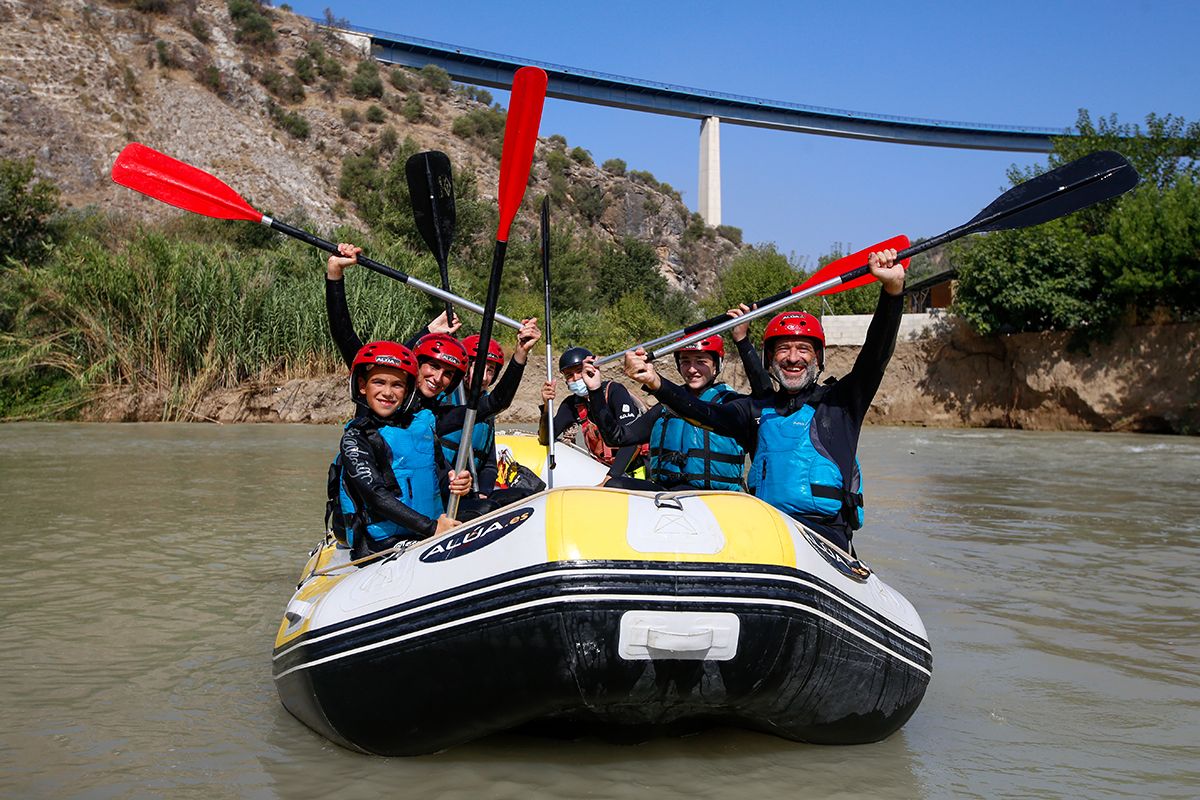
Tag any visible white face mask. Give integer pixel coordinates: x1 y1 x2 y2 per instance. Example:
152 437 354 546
567 378 589 397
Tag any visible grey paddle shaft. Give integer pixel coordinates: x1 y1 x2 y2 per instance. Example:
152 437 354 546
651 273 845 361
444 406 478 520
595 329 680 366
262 218 522 331
540 198 555 487
398 274 523 332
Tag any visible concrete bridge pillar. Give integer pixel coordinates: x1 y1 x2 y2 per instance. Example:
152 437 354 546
698 116 721 226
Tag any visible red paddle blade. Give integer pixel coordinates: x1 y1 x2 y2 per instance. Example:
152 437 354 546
796 235 911 296
496 67 548 242
111 142 262 223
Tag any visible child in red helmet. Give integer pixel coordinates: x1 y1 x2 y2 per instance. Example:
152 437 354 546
328 340 471 558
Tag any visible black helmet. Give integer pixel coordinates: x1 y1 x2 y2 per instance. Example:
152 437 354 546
558 346 594 372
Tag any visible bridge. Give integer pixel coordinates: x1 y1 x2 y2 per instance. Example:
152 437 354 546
327 22 1071 225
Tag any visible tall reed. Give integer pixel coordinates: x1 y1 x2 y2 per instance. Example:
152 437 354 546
1 217 429 419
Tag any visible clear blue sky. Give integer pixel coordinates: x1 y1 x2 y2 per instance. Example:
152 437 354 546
284 0 1197 266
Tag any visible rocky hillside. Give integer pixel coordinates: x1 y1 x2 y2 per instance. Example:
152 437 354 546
0 0 741 296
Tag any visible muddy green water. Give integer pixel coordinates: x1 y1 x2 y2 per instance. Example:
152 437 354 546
0 423 1196 799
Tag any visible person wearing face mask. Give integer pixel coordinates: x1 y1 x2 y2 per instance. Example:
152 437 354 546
538 346 646 482
582 305 770 493
621 249 904 553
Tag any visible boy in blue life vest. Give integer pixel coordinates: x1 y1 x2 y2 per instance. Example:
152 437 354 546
330 340 472 559
582 305 772 492
324 243 541 514
622 249 905 553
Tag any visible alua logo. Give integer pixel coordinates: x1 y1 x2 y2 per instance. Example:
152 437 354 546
420 507 534 563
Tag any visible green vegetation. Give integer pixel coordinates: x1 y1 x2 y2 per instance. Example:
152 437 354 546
451 106 506 159
0 217 424 419
349 60 383 100
266 101 309 139
1 158 61 268
197 63 223 95
569 147 593 167
293 55 316 84
953 111 1200 336
227 0 276 51
716 225 742 245
420 65 451 93
458 85 493 105
401 93 423 123
365 104 386 124
602 158 626 176
260 69 305 103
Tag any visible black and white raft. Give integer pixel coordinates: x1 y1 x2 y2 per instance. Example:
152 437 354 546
272 436 931 755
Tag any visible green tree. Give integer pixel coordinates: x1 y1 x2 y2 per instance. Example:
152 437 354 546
349 60 383 99
602 158 626 176
955 110 1200 334
569 146 593 167
705 244 800 318
0 158 61 267
420 64 451 93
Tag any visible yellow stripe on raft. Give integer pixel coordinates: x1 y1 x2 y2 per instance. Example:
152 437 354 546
274 541 350 648
545 488 796 567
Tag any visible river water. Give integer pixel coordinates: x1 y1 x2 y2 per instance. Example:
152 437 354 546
0 423 1196 799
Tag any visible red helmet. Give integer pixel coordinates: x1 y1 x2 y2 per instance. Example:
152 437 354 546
350 341 418 402
463 335 505 368
413 333 467 373
673 333 724 374
763 311 825 367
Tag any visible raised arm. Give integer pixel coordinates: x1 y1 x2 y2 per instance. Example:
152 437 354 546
325 243 365 368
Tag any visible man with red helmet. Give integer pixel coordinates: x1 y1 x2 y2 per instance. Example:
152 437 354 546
622 249 905 553
580 306 771 492
325 243 541 511
328 340 471 558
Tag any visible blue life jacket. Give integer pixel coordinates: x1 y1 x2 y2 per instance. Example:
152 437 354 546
331 409 443 547
434 390 495 476
648 383 746 491
748 404 864 529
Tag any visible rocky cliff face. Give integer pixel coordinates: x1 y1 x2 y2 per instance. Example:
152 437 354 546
0 0 740 296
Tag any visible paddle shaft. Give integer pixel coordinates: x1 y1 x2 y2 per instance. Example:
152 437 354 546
446 242 508 519
651 157 1133 361
446 66 547 519
540 199 556 485
263 216 522 331
594 241 903 366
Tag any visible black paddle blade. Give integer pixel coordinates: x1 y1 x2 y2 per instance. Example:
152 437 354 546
968 150 1139 233
405 151 456 264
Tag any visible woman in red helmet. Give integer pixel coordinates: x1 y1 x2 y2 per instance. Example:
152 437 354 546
622 249 905 553
580 306 772 492
328 340 471 558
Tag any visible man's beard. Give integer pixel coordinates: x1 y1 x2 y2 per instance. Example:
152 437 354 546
770 361 820 392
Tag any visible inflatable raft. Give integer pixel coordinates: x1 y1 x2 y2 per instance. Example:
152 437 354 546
272 436 932 755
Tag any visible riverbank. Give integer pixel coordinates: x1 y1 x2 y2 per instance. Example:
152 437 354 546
79 320 1199 434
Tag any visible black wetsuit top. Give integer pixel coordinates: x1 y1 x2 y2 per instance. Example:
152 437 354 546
538 381 643 480
339 404 457 541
